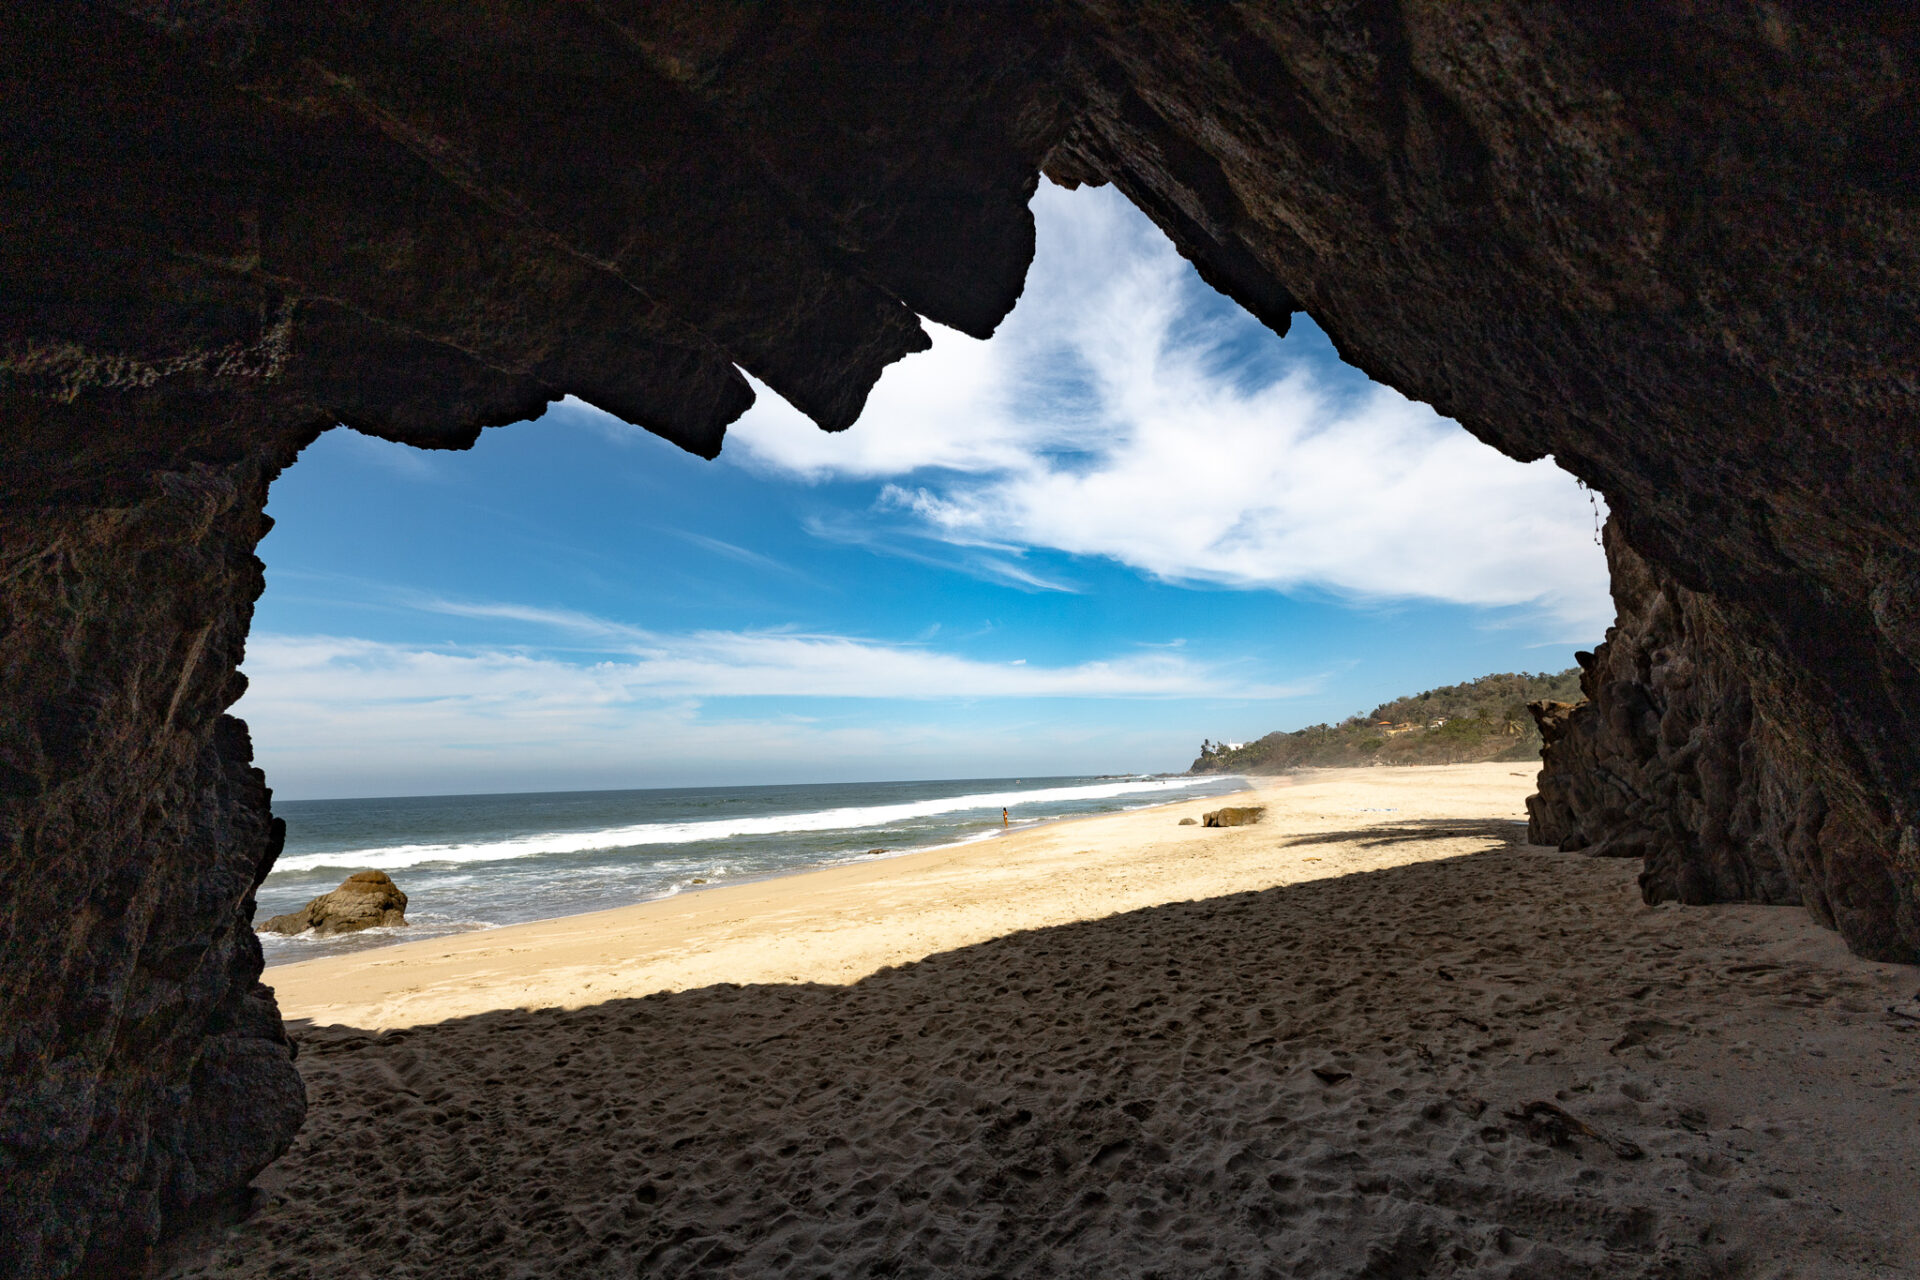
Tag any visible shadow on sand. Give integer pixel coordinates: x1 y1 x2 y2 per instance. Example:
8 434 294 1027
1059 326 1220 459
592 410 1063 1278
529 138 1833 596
161 838 1893 1279
1280 817 1531 851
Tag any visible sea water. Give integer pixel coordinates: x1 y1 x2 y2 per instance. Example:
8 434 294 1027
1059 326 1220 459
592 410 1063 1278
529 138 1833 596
254 773 1251 963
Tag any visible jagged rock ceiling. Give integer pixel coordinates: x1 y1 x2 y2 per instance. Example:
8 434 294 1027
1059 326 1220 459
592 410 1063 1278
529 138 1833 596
1 2 1914 1274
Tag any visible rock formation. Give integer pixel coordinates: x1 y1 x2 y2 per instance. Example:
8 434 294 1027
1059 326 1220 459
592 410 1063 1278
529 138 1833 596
1204 807 1267 829
256 871 409 938
1529 526 1916 962
0 460 307 1276
2 2 1915 1273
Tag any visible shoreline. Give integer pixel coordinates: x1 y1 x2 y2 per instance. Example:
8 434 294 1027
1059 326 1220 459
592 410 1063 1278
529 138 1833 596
263 764 1521 1030
259 775 1254 971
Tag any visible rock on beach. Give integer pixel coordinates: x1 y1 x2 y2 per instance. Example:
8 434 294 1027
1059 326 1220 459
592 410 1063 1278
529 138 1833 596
257 870 409 937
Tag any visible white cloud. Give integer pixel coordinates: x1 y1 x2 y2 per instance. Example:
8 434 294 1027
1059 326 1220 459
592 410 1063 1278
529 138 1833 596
240 626 1300 711
235 622 1312 796
719 181 1611 635
799 512 1081 593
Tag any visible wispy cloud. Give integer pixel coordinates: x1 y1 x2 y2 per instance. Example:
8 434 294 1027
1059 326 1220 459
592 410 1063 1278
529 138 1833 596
235 620 1318 795
405 596 651 641
801 513 1079 594
715 182 1611 637
241 623 1304 706
662 529 817 583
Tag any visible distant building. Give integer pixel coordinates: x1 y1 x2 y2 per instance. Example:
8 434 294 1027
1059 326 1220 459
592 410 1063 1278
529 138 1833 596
1223 742 1245 751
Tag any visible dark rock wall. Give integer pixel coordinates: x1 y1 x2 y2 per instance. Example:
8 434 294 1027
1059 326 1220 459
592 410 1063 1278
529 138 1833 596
2 0 1916 1271
1530 525 1918 963
0 438 307 1276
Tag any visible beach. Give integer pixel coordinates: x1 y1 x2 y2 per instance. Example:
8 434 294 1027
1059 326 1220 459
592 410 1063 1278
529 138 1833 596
172 764 1919 1277
259 766 1514 1029
251 773 1254 966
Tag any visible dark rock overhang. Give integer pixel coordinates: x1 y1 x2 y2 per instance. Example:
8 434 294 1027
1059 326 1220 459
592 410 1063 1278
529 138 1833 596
2 3 1915 1274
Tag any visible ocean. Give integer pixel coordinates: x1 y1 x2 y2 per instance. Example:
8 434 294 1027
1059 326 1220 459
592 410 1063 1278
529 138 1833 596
254 773 1252 963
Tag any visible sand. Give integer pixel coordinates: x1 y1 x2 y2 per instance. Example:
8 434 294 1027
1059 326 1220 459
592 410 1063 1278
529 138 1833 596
260 767 1539 1030
168 764 1919 1278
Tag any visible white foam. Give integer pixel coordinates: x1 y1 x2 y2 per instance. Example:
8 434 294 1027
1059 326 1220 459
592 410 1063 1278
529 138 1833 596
271 776 1227 873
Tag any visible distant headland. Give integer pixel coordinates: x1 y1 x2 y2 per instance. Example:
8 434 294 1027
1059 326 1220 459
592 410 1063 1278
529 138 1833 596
1190 669 1582 773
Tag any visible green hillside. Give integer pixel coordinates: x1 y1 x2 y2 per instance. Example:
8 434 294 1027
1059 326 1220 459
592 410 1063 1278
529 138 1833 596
1189 669 1584 774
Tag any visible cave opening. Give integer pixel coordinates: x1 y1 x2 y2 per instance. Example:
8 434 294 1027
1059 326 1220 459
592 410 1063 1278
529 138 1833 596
236 181 1607 968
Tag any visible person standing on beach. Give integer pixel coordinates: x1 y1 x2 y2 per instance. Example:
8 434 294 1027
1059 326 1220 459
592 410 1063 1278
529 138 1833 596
1002 808 1009 829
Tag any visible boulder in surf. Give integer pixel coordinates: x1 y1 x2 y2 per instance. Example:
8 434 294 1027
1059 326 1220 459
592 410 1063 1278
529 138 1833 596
257 870 409 937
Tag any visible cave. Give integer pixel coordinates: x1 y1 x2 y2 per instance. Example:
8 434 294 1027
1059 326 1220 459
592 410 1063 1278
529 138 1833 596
2 2 1915 1273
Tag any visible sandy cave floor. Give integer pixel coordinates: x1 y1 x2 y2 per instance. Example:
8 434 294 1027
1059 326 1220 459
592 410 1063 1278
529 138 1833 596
165 768 1920 1278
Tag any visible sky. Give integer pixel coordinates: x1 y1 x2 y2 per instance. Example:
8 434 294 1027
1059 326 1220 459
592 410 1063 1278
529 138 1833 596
238 181 1611 799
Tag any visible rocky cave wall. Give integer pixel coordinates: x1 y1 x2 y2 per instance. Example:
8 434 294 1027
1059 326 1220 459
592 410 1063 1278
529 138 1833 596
1530 525 1917 961
2 1 1915 1273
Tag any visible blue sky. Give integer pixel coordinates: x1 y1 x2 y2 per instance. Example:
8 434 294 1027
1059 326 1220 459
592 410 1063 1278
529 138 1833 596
238 182 1610 799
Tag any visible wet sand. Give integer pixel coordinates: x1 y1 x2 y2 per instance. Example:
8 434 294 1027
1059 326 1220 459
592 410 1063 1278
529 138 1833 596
172 764 1920 1277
